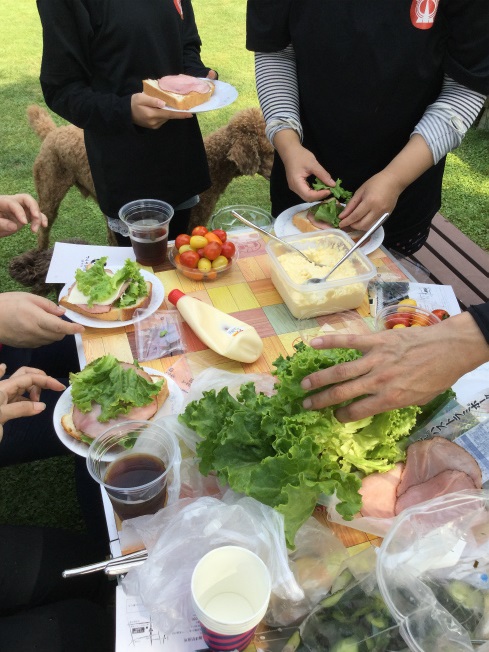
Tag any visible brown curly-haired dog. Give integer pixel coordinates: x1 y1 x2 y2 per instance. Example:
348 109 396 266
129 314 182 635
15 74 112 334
26 105 273 248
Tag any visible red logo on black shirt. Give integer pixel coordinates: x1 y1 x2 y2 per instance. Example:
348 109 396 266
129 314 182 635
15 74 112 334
410 0 439 29
174 0 183 19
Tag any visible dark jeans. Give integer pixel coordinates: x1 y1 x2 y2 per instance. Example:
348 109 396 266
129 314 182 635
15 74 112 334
0 526 114 652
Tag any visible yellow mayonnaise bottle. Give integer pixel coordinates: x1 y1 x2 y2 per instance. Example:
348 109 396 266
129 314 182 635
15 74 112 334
167 289 263 363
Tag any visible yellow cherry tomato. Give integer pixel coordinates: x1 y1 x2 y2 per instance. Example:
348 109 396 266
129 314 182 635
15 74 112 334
197 257 212 272
211 255 228 270
178 244 193 254
398 298 417 313
392 323 407 329
189 235 209 250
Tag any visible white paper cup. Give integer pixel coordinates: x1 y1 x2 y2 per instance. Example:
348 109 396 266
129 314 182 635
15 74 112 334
191 546 271 651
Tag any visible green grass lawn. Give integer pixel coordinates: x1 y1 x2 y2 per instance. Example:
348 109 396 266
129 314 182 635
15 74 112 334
0 0 487 532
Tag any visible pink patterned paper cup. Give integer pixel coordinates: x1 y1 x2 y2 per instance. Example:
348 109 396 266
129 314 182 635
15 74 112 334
191 546 271 652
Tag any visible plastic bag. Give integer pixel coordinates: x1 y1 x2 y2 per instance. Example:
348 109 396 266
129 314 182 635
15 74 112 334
285 547 409 651
121 490 305 635
266 516 349 627
377 489 489 651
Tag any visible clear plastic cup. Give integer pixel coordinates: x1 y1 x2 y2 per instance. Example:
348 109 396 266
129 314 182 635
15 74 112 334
191 546 271 651
119 199 174 266
86 420 180 521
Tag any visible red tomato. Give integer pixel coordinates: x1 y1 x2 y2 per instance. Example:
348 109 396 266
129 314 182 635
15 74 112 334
175 233 191 250
191 226 208 236
197 248 206 258
203 241 222 261
212 229 227 243
385 313 411 329
179 250 200 269
432 308 450 321
221 241 236 259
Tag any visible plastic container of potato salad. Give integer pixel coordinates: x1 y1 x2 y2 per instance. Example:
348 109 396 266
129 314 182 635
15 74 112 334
266 230 376 319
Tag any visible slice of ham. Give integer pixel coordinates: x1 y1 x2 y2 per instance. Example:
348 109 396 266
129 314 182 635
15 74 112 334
157 74 211 95
359 462 404 518
395 469 477 515
72 363 158 439
396 436 482 498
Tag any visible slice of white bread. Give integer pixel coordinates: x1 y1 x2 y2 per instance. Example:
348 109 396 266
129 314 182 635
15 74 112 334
61 374 170 444
59 281 152 322
143 78 214 110
292 209 326 233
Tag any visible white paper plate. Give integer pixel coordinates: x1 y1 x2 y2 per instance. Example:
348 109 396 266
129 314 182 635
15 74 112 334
53 370 184 458
274 202 385 256
163 79 238 113
58 268 164 329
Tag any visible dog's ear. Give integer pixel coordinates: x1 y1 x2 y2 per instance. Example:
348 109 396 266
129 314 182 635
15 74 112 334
227 138 261 176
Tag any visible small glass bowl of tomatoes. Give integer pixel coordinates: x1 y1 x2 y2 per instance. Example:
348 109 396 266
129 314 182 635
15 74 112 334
375 303 441 331
169 226 238 281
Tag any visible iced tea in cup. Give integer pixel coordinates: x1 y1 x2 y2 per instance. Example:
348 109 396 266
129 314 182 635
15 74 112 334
119 199 174 266
86 420 180 521
191 546 271 652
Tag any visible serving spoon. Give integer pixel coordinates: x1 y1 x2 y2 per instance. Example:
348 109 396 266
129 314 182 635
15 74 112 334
231 210 330 267
307 212 390 283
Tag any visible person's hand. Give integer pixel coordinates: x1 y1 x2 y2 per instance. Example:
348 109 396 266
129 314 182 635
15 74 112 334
336 169 403 232
0 194 48 237
0 292 85 348
273 130 336 201
0 367 65 441
131 93 193 129
300 312 489 422
206 70 218 80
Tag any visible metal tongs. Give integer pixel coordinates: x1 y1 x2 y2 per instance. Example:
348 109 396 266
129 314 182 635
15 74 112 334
62 548 148 578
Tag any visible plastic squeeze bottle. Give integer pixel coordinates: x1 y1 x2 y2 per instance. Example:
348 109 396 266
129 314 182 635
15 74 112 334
167 289 263 363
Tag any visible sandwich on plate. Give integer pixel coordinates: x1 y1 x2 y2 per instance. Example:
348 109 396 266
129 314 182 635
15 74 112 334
59 257 151 322
142 74 215 110
292 178 368 240
61 354 169 445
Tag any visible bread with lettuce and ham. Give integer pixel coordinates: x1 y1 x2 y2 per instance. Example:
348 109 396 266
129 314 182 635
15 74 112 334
61 355 169 444
59 257 151 322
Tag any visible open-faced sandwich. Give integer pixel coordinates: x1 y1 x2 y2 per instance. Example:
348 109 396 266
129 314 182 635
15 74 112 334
59 257 151 322
142 74 215 110
291 178 367 238
61 354 169 445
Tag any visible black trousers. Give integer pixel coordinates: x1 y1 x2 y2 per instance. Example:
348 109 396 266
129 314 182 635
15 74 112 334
0 526 114 652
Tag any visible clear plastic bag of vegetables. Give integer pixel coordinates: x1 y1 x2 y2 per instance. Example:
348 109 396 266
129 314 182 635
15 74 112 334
283 547 409 652
377 489 489 651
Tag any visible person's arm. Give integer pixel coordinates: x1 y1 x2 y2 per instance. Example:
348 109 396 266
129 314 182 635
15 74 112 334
0 194 47 236
0 293 84 348
300 310 489 422
255 48 335 201
181 0 216 78
339 75 487 231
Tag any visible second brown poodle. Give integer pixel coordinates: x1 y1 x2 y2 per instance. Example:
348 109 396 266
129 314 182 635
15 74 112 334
27 105 273 248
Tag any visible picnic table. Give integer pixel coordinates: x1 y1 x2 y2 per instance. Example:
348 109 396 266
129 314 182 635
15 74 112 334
73 232 449 651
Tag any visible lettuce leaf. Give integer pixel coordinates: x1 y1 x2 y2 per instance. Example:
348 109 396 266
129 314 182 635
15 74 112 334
179 342 420 547
70 354 163 422
74 258 147 307
310 178 353 227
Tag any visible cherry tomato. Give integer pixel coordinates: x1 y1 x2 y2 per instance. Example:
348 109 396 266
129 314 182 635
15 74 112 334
197 248 206 258
197 257 212 272
178 244 192 254
221 241 236 259
183 269 204 281
175 233 191 250
191 226 208 236
411 313 432 327
432 308 450 321
189 235 209 250
385 313 411 329
211 255 229 270
212 229 227 243
180 250 200 269
203 242 222 261
204 232 223 245
398 298 417 313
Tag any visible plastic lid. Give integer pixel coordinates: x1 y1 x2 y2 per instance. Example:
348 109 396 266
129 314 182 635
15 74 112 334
167 289 185 306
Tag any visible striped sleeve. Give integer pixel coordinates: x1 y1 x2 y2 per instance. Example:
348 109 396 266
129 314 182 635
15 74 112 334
255 46 302 145
412 75 486 164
